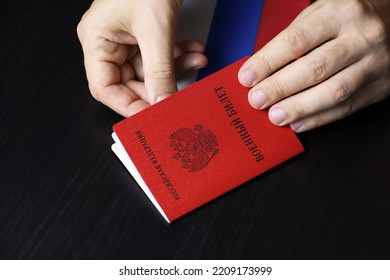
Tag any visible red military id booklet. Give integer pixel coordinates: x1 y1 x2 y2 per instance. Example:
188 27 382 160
112 57 304 223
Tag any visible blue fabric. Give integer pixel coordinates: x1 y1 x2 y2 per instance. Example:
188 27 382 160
197 0 264 80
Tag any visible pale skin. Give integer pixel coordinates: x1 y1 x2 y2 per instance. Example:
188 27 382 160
78 0 390 132
77 0 207 117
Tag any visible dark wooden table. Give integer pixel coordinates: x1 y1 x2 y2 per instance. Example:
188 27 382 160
1 0 389 260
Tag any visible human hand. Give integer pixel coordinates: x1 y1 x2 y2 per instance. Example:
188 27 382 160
239 0 390 132
77 0 207 117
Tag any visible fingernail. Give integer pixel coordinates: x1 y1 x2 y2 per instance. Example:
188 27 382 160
156 95 167 103
290 120 304 133
250 89 267 109
191 65 202 70
269 108 287 125
239 68 256 87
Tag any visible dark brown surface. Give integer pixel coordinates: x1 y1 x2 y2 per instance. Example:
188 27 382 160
0 0 389 259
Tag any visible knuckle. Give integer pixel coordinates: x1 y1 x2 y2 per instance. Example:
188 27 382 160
311 113 327 129
292 102 307 119
88 84 101 102
149 63 175 80
76 12 89 40
330 42 348 59
343 0 386 44
341 0 365 18
93 38 119 57
333 82 352 104
341 98 358 117
286 27 307 55
311 58 329 83
270 81 288 100
366 19 386 44
352 0 368 16
256 55 273 74
76 22 83 38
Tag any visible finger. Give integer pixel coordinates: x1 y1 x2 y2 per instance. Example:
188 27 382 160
136 20 180 104
238 4 339 87
288 79 389 133
248 33 366 109
129 40 206 81
174 52 208 78
91 61 150 117
83 38 128 88
119 61 135 83
267 56 371 127
140 41 177 104
83 42 149 117
266 43 389 127
99 83 150 117
119 62 150 102
173 40 205 57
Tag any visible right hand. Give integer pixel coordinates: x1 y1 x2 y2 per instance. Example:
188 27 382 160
77 0 207 117
239 0 390 132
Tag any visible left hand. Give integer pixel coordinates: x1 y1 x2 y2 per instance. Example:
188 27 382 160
77 0 207 117
238 0 390 132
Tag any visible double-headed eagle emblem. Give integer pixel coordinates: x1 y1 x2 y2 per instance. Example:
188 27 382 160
169 124 219 172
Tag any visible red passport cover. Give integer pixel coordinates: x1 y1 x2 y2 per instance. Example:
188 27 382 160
112 57 304 223
254 0 310 52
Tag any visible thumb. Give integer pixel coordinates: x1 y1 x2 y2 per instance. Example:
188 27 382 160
138 30 178 105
